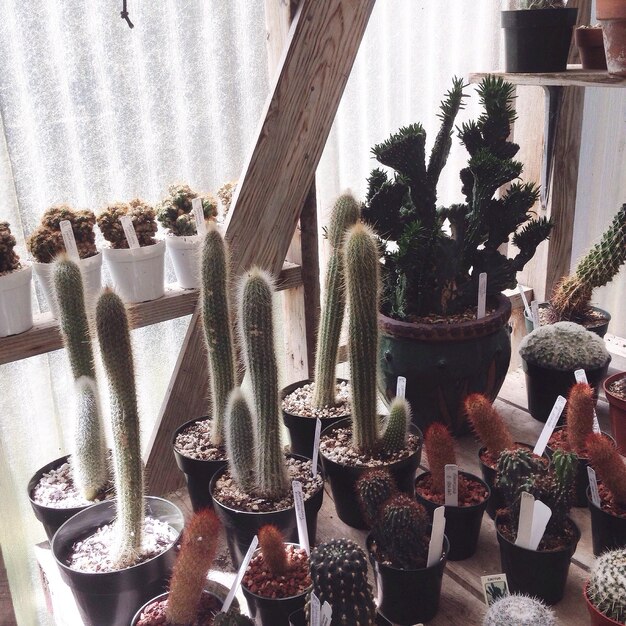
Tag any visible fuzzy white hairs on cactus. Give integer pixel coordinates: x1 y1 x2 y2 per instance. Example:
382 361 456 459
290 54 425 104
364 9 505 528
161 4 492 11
483 594 556 626
587 549 626 623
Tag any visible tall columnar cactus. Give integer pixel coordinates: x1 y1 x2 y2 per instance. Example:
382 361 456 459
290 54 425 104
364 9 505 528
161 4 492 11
0 221 21 274
308 538 377 626
237 268 289 499
356 468 398 528
201 226 236 445
483 594 556 626
565 382 595 455
166 509 221 625
586 432 626 506
258 525 288 576
312 193 360 409
53 257 107 501
425 423 457 496
465 393 515 458
549 204 626 323
587 549 626 623
95 289 144 565
225 388 256 494
379 396 410 453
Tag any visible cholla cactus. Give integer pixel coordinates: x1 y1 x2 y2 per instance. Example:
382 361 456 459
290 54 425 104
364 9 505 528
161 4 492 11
312 193 360 409
0 221 21 275
156 183 217 236
465 393 515 458
586 432 626 506
519 321 610 371
214 609 254 626
97 199 158 248
425 423 457 496
217 181 237 216
27 205 97 263
356 468 398 528
308 538 377 626
483 594 556 626
166 509 221 625
587 549 626 624
565 382 595 455
258 525 288 576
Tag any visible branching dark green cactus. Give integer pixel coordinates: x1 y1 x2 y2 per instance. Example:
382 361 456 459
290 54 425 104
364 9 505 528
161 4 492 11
356 468 398 528
225 388 255 494
95 289 143 566
495 448 546 511
53 257 107 501
313 194 360 409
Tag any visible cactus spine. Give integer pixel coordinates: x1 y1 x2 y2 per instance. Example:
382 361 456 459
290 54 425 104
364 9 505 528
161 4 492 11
95 289 143 566
380 396 409 453
201 226 236 445
53 257 107 501
258 525 288 576
586 432 626 506
565 382 595 455
425 423 457 495
313 194 360 409
225 388 256 494
465 393 515 457
483 594 556 626
356 468 398 528
587 549 626 623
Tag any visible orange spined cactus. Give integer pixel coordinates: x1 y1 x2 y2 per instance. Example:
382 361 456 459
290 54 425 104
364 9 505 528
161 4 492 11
464 393 514 457
258 525 288 577
425 423 456 495
586 433 626 507
566 382 595 455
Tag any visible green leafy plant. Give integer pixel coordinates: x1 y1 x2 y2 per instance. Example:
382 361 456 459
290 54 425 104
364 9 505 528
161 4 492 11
97 199 158 249
587 549 626 624
483 594 556 626
156 184 218 236
362 77 552 319
0 221 21 275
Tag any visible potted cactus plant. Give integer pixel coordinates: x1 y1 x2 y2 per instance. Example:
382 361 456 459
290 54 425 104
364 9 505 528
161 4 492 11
597 0 626 76
97 199 164 303
156 184 218 289
27 204 101 317
483 594 556 625
28 257 110 540
209 268 324 567
414 423 490 560
282 193 360 457
519 321 611 422
363 77 552 434
604 372 626 454
319 223 422 529
52 290 184 626
0 220 33 337
584 549 626 625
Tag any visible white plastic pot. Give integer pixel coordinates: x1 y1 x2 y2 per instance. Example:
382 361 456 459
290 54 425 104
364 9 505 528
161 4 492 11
102 240 165 303
32 252 102 318
165 234 201 289
0 265 33 337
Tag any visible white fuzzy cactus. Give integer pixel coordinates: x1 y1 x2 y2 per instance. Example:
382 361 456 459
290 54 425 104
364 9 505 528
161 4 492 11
587 549 626 624
483 594 556 626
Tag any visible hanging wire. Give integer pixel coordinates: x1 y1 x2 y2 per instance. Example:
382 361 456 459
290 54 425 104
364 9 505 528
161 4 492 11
120 0 134 28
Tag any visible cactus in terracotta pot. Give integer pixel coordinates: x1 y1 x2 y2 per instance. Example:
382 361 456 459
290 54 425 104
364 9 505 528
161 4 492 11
483 594 556 626
587 549 626 624
0 221 21 274
97 199 158 249
156 184 218 236
586 432 626 507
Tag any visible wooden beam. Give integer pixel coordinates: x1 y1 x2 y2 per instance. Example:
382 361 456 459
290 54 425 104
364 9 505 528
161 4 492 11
0 547 17 626
469 67 626 89
146 0 375 495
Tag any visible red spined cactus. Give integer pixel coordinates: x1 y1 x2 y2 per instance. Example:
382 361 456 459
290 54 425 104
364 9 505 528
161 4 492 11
258 525 288 577
566 382 595 455
464 393 514 457
425 423 456 495
166 509 221 626
586 433 626 507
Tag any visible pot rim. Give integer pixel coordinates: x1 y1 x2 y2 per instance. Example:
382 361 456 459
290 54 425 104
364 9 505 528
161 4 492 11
365 532 450 572
545 426 616 460
414 470 491 509
583 582 624 625
521 353 612 374
281 378 351 419
0 263 32 290
31 250 102 269
603 372 626 409
102 239 165 259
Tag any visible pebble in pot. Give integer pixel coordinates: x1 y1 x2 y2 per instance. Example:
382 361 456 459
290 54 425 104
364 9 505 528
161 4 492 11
483 593 556 626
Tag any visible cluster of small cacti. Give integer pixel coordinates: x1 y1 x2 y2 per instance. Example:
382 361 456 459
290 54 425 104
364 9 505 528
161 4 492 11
0 221 21 275
549 204 626 323
27 204 98 262
96 199 158 248
156 183 217 236
307 538 377 626
587 549 626 623
217 180 237 215
518 321 610 371
465 393 515 459
586 432 626 507
496 448 547 513
483 594 557 626
564 382 595 455
355 468 397 527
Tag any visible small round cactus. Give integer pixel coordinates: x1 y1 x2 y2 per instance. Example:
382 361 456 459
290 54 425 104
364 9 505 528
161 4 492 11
465 393 515 458
587 549 626 624
0 221 21 274
483 594 556 626
258 525 288 576
355 468 397 528
97 199 158 249
156 183 217 236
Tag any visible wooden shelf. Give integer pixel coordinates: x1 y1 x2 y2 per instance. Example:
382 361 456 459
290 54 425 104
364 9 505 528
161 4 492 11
469 65 626 88
0 261 302 365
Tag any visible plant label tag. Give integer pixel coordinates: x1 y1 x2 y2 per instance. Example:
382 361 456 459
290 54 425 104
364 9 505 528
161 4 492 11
518 284 532 318
574 369 601 432
444 464 459 506
396 376 406 399
481 573 509 606
533 395 566 456
59 220 80 261
311 418 321 478
222 534 258 612
321 602 332 626
191 197 207 236
292 480 309 555
515 491 535 549
588 466 601 507
531 300 540 329
310 592 320 626
477 272 487 319
120 215 140 249
528 500 552 551
427 506 446 567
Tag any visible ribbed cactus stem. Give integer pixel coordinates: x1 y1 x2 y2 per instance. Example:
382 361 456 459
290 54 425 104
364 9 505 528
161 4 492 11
239 268 288 499
465 393 515 457
225 388 256 494
380 397 410 453
313 194 360 409
566 382 595 455
345 224 381 453
53 257 107 501
586 433 626 506
258 525 288 576
200 226 236 446
483 594 556 626
96 289 144 566
356 468 397 528
425 423 457 495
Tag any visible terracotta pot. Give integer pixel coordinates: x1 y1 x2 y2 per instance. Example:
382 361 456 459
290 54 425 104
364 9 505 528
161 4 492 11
575 27 608 69
604 372 626 454
584 583 623 625
597 0 626 76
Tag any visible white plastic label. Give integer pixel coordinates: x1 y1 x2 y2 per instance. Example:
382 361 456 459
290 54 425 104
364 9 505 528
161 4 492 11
59 220 80 261
528 500 552 551
515 492 535 549
222 535 258 612
396 376 406 399
292 481 309 555
192 197 207 236
575 369 601 433
427 506 446 567
120 215 140 249
518 284 532 318
320 602 332 626
531 300 540 329
588 466 601 507
477 272 487 319
312 418 321 478
444 464 459 507
310 592 320 626
533 395 566 456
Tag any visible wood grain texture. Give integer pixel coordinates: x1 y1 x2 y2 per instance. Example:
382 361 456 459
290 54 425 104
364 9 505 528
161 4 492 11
470 66 626 88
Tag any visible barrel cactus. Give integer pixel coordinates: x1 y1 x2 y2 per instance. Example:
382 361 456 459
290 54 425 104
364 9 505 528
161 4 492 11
0 221 21 274
355 468 398 528
483 594 556 626
587 549 626 624
97 199 157 248
156 183 217 236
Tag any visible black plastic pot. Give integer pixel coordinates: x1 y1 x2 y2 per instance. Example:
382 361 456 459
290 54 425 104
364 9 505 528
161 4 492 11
52 497 184 626
210 455 324 568
501 8 578 73
367 533 449 625
587 487 626 556
288 608 392 626
281 379 349 458
521 356 611 423
523 303 611 338
495 514 580 605
172 416 227 512
320 418 422 529
414 471 490 561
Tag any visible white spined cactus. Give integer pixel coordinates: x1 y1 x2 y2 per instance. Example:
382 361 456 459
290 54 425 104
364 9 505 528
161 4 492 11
483 594 557 626
587 549 626 624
